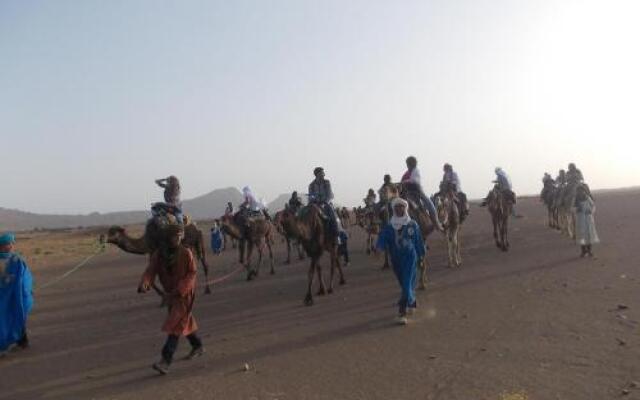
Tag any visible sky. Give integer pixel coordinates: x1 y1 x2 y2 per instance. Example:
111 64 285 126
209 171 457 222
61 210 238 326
1 0 639 214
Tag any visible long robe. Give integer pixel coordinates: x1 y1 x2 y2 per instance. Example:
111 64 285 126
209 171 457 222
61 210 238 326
0 253 33 351
376 220 425 312
210 228 223 254
140 246 198 336
575 198 600 245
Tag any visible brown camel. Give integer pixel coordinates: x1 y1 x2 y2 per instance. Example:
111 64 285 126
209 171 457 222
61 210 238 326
219 214 276 280
486 185 514 251
360 209 380 255
279 205 346 306
106 221 212 294
540 181 559 229
273 210 306 264
338 207 352 228
434 191 462 267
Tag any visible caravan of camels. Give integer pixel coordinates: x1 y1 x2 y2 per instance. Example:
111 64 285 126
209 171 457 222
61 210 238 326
3 156 597 376
105 158 597 311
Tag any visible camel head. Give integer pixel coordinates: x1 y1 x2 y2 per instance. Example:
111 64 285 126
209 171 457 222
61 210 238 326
106 226 126 245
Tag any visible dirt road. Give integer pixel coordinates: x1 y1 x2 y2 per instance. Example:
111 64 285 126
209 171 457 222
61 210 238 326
1 191 639 400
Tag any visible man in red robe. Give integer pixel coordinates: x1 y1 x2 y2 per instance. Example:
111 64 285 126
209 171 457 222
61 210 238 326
138 224 204 375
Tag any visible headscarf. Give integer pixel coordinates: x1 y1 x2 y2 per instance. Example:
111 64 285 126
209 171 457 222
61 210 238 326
390 198 411 230
0 233 15 246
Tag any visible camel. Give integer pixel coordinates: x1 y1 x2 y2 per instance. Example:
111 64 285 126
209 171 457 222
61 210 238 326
557 183 579 239
278 205 346 306
486 186 513 251
540 182 559 229
106 221 212 294
434 190 462 268
338 207 352 228
357 208 380 255
219 214 275 280
273 209 306 264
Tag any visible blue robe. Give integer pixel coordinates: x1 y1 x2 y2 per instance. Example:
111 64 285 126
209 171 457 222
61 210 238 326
210 229 223 254
0 253 33 351
376 221 425 313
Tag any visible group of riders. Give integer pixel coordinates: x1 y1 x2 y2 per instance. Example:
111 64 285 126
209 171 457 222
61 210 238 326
357 157 520 234
150 155 524 251
540 163 598 257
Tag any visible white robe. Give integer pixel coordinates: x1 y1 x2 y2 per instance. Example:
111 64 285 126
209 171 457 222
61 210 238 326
575 198 599 245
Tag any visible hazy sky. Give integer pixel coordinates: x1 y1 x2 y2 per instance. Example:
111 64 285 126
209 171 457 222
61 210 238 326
2 0 639 214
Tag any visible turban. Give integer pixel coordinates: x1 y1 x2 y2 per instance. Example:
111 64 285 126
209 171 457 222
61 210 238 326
0 233 15 246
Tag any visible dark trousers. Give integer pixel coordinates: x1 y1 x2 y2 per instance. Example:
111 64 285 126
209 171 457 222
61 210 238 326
161 332 202 364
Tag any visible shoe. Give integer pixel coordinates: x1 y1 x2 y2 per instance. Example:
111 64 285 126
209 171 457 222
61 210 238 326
152 360 170 375
396 314 408 325
185 346 205 360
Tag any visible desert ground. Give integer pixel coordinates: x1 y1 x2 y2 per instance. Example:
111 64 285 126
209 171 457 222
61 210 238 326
1 190 639 400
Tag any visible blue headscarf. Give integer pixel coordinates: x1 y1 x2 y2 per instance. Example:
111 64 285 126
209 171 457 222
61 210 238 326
0 233 15 247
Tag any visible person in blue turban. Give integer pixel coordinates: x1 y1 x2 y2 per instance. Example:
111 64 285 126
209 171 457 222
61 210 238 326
0 233 34 353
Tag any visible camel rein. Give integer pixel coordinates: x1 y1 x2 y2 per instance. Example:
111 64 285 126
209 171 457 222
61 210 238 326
35 242 107 291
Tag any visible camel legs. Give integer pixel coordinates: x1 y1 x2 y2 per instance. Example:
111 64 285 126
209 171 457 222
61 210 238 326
567 211 576 240
267 240 275 275
418 257 428 290
315 260 326 296
492 216 501 249
297 240 305 260
285 237 292 264
328 250 346 294
496 216 509 252
238 239 246 264
448 228 462 267
304 258 317 306
245 241 256 281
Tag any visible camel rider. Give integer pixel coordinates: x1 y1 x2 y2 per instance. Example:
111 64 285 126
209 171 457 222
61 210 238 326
566 163 584 185
440 163 469 217
225 202 234 217
377 174 397 216
288 191 303 213
378 174 394 203
240 186 271 219
308 167 341 241
493 167 517 204
364 189 377 209
155 176 183 224
400 156 443 231
556 169 567 187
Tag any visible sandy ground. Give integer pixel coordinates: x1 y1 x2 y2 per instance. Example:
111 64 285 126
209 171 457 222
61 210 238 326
1 190 639 400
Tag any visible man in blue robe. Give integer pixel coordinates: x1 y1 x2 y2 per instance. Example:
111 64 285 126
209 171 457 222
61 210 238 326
210 221 224 255
376 198 425 325
0 233 34 353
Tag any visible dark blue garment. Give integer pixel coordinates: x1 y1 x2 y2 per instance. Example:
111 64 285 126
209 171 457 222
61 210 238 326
376 221 425 314
210 229 223 254
0 253 33 351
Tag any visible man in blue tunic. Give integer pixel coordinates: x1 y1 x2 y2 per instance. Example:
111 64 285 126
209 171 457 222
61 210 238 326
376 198 425 325
210 221 224 255
0 233 34 353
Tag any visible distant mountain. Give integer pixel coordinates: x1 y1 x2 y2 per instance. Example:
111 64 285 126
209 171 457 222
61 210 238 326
0 187 244 232
181 187 244 220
